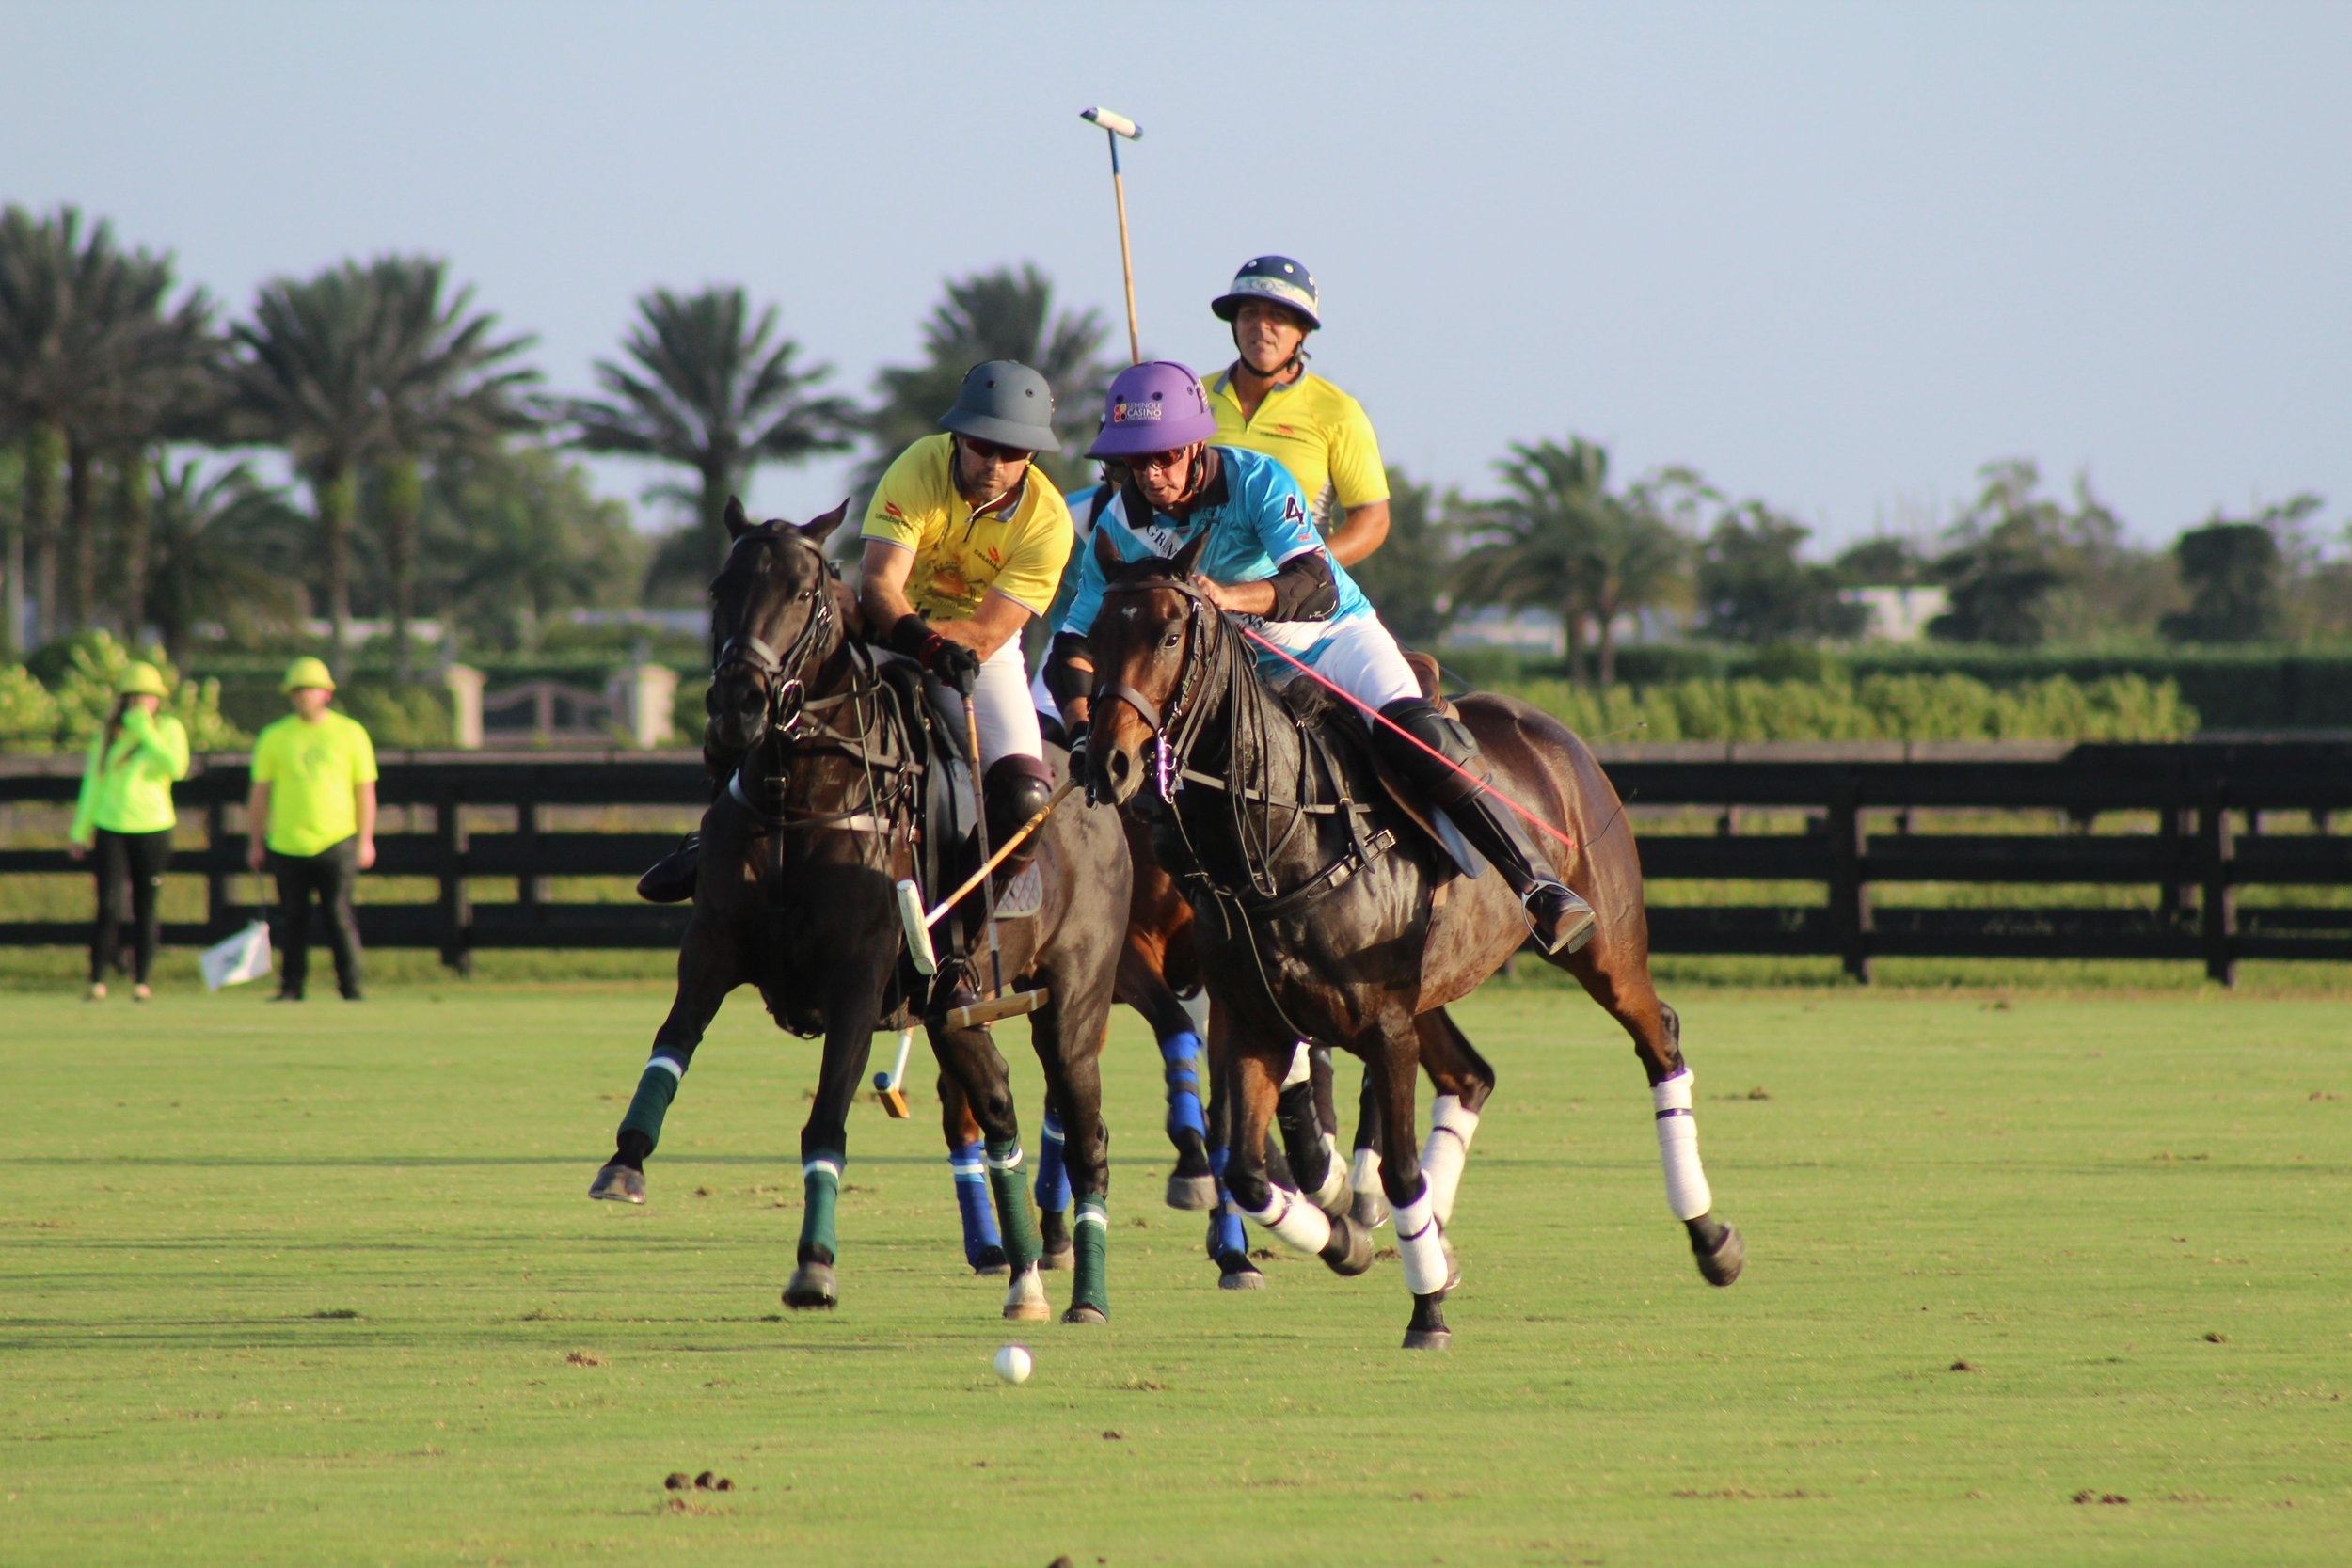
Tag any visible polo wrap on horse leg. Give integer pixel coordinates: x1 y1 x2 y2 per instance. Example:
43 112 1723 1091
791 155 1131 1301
1653 1069 1714 1221
616 1054 685 1159
983 755 1056 881
1073 1196 1109 1317
1035 1108 1073 1212
799 1153 843 1265
1392 1181 1450 1295
1421 1093 1481 1227
949 1139 1003 1268
1158 1027 1207 1140
1207 1146 1248 1260
1238 1183 1332 1256
1277 1039 1343 1211
984 1138 1043 1269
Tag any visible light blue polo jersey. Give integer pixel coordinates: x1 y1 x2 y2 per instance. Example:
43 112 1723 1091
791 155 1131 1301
1058 446 1373 674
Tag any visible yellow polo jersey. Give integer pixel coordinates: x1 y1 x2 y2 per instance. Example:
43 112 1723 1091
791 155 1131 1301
1206 368 1388 531
861 434 1074 620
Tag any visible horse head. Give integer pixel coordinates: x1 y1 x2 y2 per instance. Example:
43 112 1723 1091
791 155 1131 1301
706 495 852 755
1082 528 1214 806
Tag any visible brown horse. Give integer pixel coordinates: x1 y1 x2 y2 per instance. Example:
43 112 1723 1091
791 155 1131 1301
588 502 1131 1325
1081 538 1744 1349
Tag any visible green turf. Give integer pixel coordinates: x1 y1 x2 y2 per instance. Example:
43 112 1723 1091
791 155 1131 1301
4 982 2345 1566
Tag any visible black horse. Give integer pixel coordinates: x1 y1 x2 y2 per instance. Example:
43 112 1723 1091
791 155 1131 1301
1082 535 1744 1349
588 501 1131 1325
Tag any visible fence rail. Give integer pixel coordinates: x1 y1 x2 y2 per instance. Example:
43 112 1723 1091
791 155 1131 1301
6 740 2351 984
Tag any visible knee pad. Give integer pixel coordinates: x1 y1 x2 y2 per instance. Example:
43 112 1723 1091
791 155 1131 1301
1375 698 1480 799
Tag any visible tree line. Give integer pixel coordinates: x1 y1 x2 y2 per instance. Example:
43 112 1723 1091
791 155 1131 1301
4 203 2343 689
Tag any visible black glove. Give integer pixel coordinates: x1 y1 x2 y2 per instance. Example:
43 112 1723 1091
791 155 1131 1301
889 612 981 694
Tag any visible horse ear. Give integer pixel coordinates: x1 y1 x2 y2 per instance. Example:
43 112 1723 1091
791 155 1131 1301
1169 530 1210 580
1092 522 1122 576
800 498 851 546
723 496 751 539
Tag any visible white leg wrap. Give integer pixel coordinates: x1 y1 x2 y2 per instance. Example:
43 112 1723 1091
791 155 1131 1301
1420 1094 1481 1227
1349 1145 1382 1196
1281 1039 1313 1088
1392 1185 1449 1294
1652 1069 1713 1221
1240 1187 1331 1255
1308 1145 1349 1212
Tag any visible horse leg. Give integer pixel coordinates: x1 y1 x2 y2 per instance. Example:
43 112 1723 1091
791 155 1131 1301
1412 1006 1496 1229
1349 1064 1391 1228
591 924 737 1204
1364 1015 1453 1349
928 1019 1050 1321
937 1074 1007 1275
1032 998 1115 1324
1199 999 1261 1289
1120 941 1214 1209
1276 1040 1350 1220
1034 1099 1076 1271
1557 948 1744 1287
1221 1023 1375 1282
783 982 886 1310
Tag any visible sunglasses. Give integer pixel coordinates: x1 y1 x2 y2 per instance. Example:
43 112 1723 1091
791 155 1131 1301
1129 449 1192 473
961 436 1034 464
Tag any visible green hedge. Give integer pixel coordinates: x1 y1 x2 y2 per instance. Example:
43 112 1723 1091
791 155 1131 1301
1492 672 2198 743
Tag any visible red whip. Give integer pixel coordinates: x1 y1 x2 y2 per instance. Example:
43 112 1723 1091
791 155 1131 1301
1232 624 1581 853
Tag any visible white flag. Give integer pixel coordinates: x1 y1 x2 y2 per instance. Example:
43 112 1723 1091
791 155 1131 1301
199 920 273 991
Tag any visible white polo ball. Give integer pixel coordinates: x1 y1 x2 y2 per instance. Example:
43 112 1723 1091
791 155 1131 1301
993 1344 1033 1385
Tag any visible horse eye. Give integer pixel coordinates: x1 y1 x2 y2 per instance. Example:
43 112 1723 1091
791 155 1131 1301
1160 630 1182 649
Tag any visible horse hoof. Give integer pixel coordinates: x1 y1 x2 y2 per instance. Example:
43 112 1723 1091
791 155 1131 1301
782 1262 836 1310
1061 1304 1108 1326
1401 1327 1453 1352
1216 1251 1265 1291
587 1163 644 1204
972 1244 1009 1277
1166 1173 1218 1211
1350 1187 1391 1229
1693 1219 1746 1287
1319 1214 1375 1277
1003 1265 1051 1322
1039 1245 1075 1273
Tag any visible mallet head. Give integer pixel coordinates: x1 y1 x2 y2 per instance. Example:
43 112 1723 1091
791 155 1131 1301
1081 106 1141 140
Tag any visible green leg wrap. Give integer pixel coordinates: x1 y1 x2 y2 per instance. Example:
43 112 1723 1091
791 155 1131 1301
617 1056 684 1152
1073 1196 1109 1318
984 1139 1041 1271
799 1155 842 1266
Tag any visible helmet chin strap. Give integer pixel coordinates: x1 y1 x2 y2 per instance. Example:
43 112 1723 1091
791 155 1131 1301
1231 323 1311 382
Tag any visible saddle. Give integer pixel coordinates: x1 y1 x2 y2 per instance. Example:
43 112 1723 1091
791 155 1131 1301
870 656 978 918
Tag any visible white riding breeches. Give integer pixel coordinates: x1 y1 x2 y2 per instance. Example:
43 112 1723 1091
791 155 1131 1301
1280 612 1422 717
926 636 1043 770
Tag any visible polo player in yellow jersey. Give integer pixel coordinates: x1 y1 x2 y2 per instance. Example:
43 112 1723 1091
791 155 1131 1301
1205 256 1391 568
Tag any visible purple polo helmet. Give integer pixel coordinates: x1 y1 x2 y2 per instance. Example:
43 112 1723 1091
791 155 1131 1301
1088 360 1218 458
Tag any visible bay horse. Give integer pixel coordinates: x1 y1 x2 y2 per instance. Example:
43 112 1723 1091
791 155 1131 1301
1081 536 1744 1349
587 500 1131 1325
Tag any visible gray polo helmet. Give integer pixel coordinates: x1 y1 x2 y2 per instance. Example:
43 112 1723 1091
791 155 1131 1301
937 359 1058 451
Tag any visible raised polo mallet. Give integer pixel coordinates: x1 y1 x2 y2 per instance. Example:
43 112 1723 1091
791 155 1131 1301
1080 106 1144 364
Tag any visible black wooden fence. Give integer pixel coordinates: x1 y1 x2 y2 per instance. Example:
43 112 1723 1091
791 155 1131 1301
5 739 2350 984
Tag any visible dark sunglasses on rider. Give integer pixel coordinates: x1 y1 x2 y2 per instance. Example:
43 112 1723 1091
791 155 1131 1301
960 436 1034 464
1129 448 1192 473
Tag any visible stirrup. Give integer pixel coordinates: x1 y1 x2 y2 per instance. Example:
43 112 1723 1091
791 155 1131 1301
1522 881 1596 956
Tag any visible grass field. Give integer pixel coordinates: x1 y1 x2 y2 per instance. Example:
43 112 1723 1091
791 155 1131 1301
5 980 2346 1566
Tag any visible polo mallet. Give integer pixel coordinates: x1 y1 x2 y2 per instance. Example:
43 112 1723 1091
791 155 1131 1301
872 1029 914 1118
898 777 1076 968
1080 106 1144 364
930 692 1050 1032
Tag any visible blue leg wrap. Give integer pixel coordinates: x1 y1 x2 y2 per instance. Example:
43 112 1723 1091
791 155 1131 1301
949 1139 1001 1268
1035 1109 1072 1212
1159 1029 1207 1140
1206 1144 1248 1260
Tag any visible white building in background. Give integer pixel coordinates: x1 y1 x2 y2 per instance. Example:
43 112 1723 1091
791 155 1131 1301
1844 585 1948 642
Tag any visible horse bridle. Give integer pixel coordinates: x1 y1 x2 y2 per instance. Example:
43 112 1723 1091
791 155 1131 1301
711 529 837 740
1090 575 1220 802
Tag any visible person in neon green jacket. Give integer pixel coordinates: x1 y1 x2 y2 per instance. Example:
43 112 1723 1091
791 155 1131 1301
246 656 377 1002
68 662 190 1002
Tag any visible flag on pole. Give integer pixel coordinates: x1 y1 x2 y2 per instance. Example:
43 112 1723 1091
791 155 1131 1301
199 920 273 991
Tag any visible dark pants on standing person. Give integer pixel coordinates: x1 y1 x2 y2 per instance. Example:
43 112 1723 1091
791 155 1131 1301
91 828 172 985
271 837 363 1000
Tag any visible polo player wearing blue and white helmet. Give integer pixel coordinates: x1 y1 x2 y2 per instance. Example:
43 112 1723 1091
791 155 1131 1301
1048 361 1595 958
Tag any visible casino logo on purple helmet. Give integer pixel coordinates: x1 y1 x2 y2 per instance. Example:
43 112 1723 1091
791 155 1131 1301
1089 361 1218 458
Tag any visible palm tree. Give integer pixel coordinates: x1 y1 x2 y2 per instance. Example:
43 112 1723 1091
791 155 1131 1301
365 256 540 679
561 286 854 576
860 264 1113 496
1452 438 1692 684
142 459 304 664
225 262 390 669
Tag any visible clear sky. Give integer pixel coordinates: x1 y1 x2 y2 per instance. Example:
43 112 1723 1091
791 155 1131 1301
6 0 2347 551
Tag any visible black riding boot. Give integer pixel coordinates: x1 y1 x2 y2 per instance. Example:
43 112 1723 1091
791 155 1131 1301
1375 698 1596 956
636 833 701 903
983 754 1057 884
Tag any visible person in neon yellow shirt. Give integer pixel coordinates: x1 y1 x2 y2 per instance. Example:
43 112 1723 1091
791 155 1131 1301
68 661 189 1002
1204 256 1391 568
246 656 378 1002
